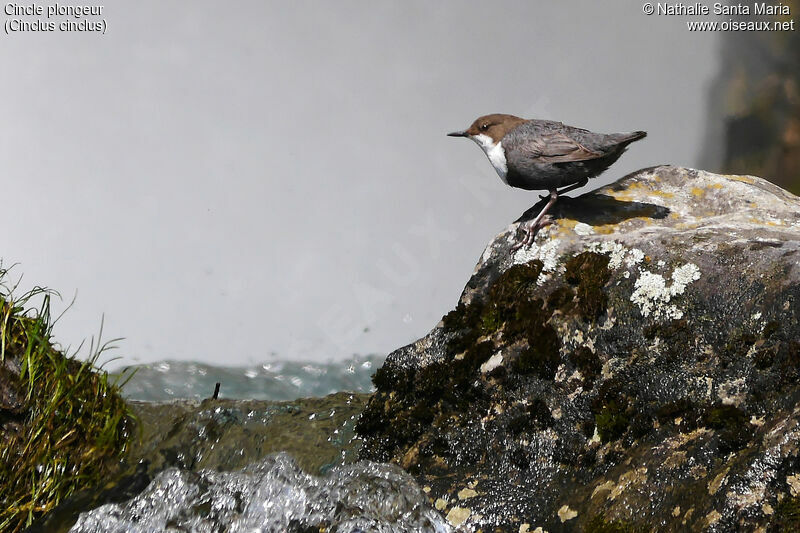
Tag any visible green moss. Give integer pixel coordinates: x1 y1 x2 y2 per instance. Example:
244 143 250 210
546 285 574 312
723 329 759 363
703 404 750 453
643 319 688 340
564 252 611 321
372 362 412 393
656 398 700 427
360 260 560 461
507 398 554 435
442 300 487 356
584 513 641 533
569 346 601 386
479 307 502 333
486 262 544 305
442 263 544 352
762 320 780 338
771 495 800 531
358 336 498 461
442 260 561 382
441 300 481 332
595 399 630 443
780 340 800 373
514 332 560 379
363 254 609 462
0 276 134 532
591 381 632 443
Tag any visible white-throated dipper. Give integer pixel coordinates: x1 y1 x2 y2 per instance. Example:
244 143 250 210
448 114 646 251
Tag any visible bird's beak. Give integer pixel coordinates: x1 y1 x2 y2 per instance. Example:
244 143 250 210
447 130 468 138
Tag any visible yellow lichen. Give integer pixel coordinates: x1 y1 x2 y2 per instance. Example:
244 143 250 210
591 479 616 499
445 506 471 526
458 488 478 500
708 466 730 495
726 175 756 184
558 505 578 522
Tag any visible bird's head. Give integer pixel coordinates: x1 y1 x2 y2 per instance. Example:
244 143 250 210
447 114 526 145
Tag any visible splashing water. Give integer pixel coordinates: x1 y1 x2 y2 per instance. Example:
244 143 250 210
69 453 452 533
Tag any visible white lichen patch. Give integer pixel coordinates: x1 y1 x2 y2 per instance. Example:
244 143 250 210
672 263 702 288
625 248 645 267
588 240 627 269
574 222 595 235
587 240 645 272
512 237 561 277
630 263 701 320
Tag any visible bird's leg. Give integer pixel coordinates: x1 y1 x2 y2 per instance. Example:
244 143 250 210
539 177 589 200
510 190 559 253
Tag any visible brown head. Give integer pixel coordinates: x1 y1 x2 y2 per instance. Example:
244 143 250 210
447 114 527 143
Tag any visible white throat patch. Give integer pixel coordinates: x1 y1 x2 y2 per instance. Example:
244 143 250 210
470 134 508 184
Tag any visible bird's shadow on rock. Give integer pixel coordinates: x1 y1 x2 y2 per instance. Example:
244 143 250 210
515 193 671 227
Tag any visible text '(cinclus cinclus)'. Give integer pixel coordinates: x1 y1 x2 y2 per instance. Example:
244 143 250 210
448 114 646 252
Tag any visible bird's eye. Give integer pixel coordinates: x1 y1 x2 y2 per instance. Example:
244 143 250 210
480 123 489 131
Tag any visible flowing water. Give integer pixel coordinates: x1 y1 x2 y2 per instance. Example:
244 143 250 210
62 355 457 532
118 354 384 402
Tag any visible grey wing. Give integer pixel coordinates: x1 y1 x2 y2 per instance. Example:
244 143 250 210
508 132 603 164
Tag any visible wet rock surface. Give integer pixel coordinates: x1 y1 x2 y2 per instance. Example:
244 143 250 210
356 166 800 532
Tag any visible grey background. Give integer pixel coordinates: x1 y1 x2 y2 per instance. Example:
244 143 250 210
1 1 721 366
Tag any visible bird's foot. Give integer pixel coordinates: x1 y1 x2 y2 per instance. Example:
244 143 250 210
539 179 589 200
509 215 554 254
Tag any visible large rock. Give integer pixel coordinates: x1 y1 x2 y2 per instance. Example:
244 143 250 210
356 166 800 532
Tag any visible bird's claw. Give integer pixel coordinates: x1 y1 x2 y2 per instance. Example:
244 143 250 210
509 215 555 254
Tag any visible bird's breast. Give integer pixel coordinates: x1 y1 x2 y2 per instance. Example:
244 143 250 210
470 134 508 184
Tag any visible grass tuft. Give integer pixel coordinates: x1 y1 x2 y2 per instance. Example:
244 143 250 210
0 266 134 532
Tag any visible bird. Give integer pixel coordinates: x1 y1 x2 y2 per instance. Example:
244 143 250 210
447 114 646 252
